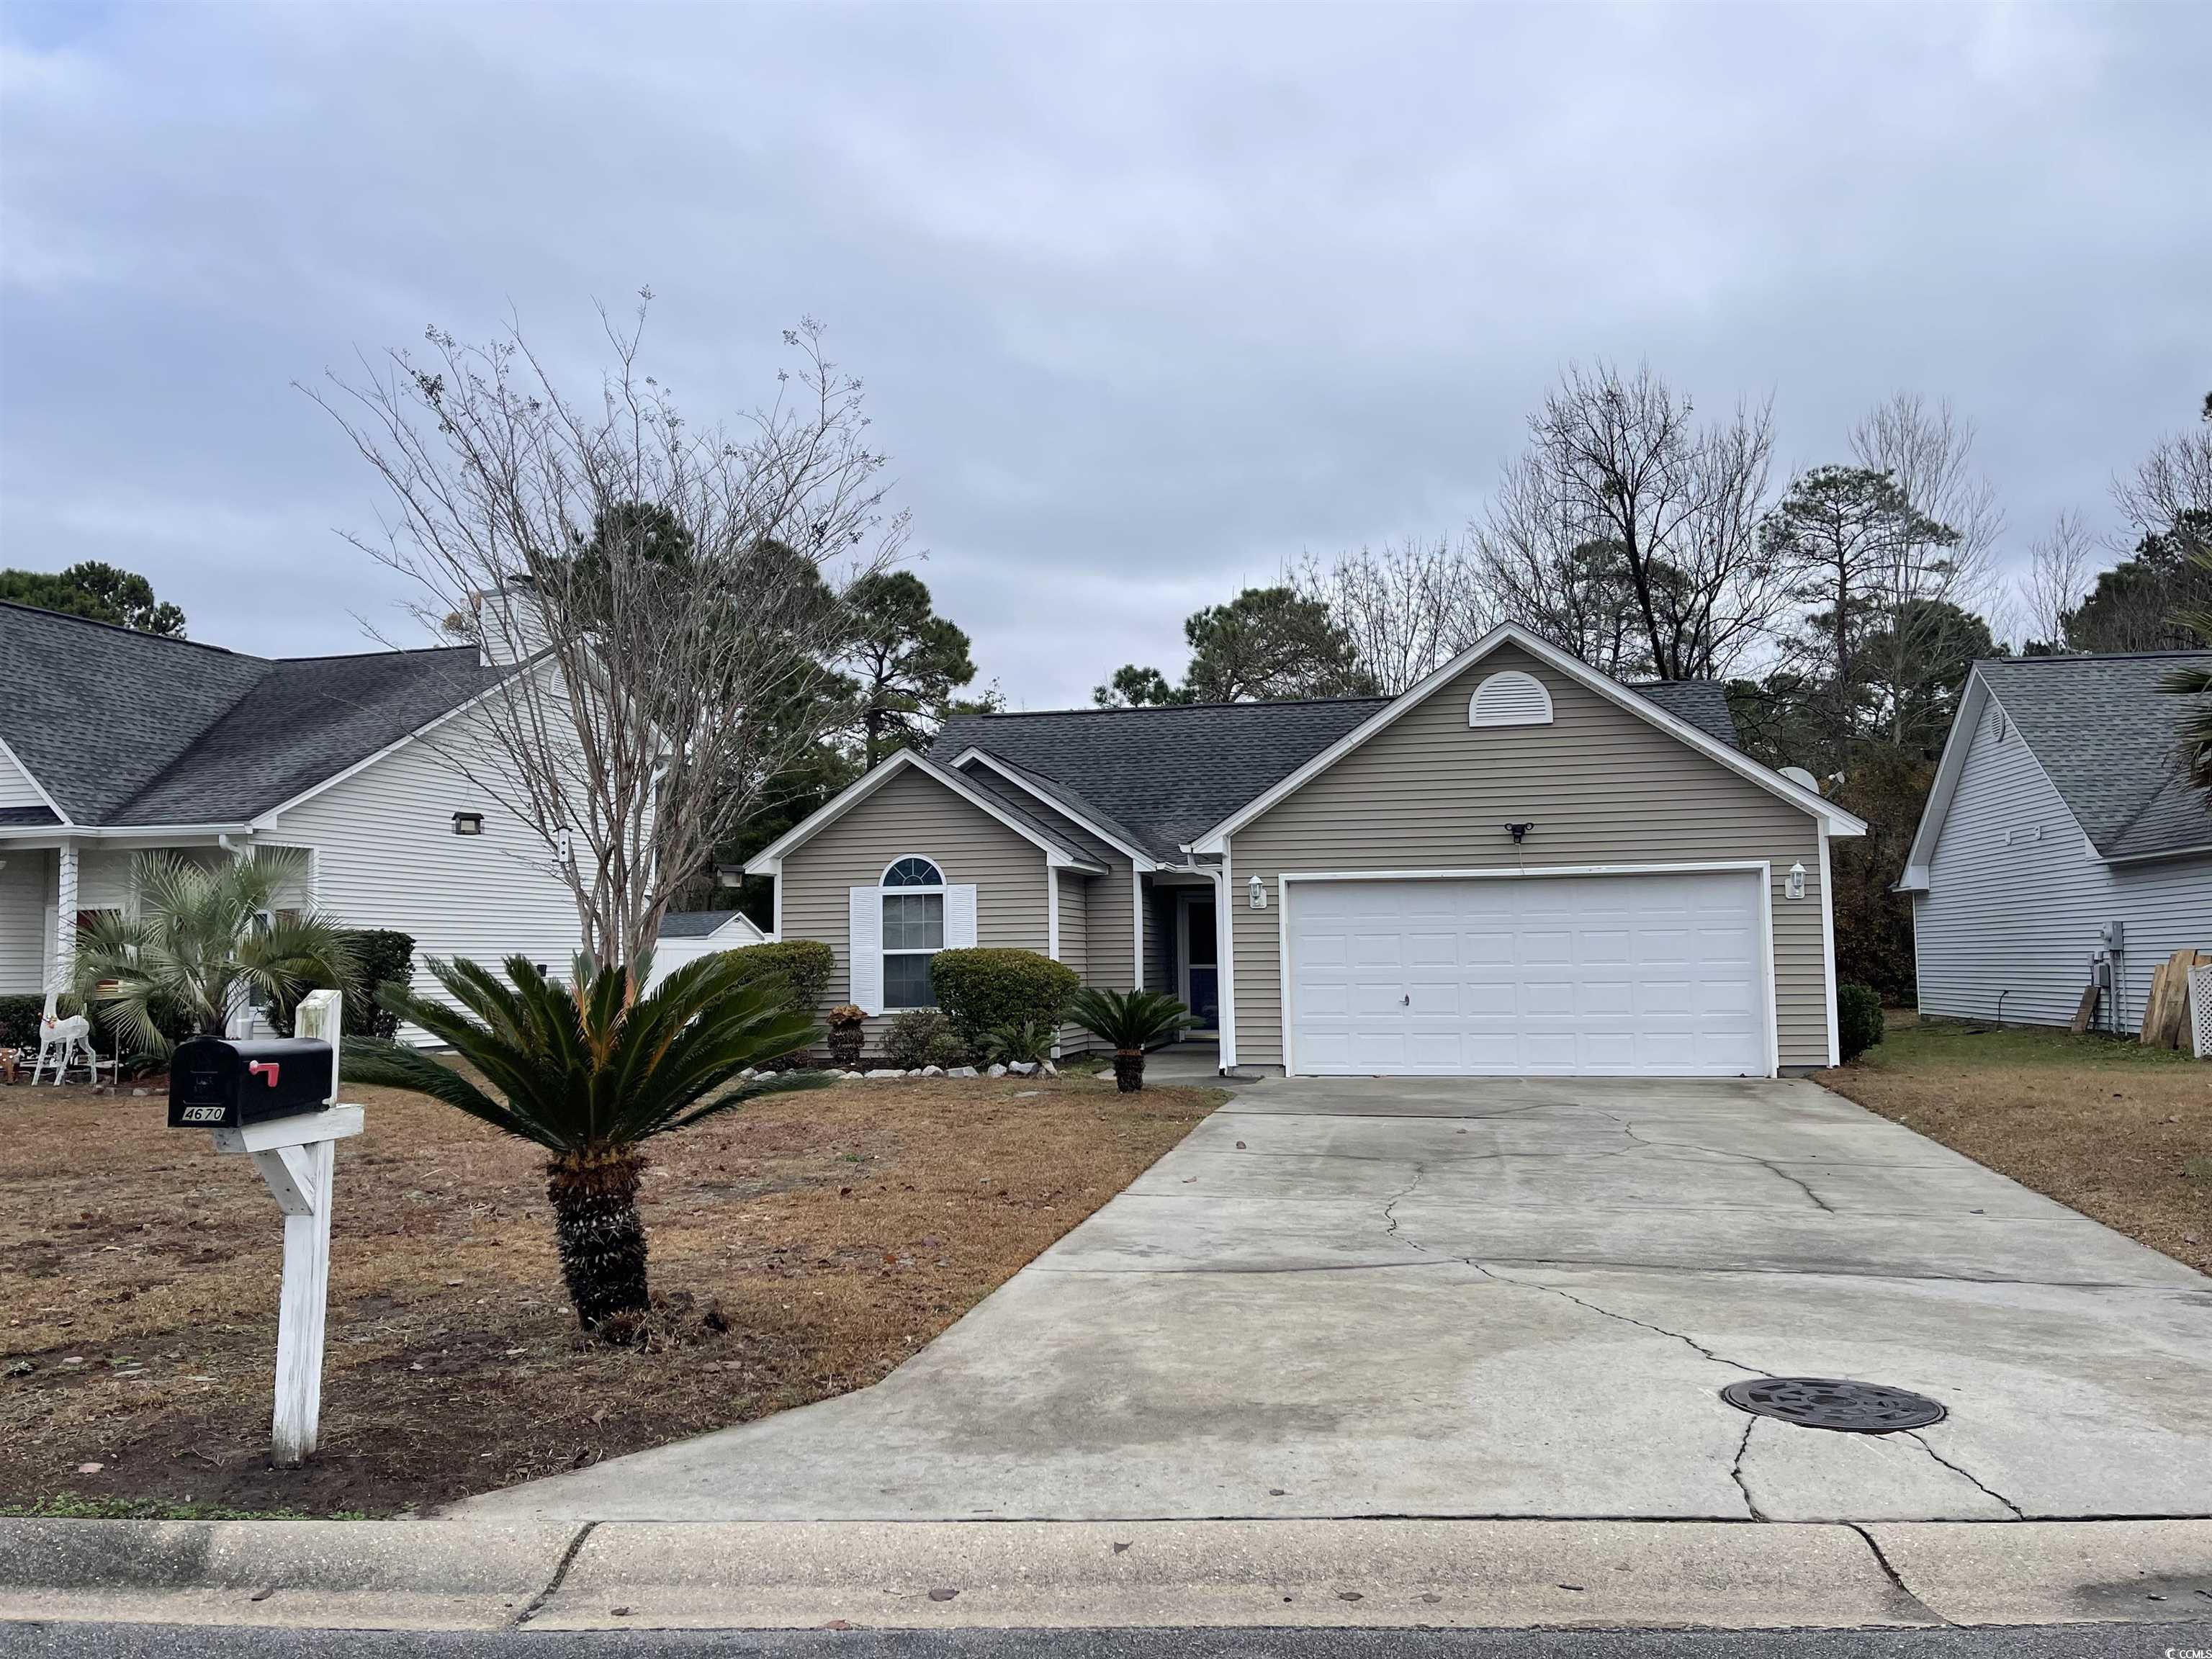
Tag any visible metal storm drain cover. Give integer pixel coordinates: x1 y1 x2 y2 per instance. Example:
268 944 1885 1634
1721 1376 1946 1434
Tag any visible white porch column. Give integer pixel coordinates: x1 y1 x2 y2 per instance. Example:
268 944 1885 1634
50 840 78 997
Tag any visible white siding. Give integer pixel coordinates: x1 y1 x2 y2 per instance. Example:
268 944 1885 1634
0 744 47 809
265 706 586 1019
0 848 50 994
1915 694 2212 1033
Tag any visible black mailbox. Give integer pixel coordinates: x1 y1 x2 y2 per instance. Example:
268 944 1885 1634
168 1037 336 1129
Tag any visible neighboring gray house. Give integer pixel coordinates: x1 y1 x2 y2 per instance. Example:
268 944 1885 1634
1899 651 2212 1035
748 624 1865 1077
0 601 586 1020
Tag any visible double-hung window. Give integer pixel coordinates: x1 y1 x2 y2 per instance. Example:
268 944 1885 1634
881 857 945 1010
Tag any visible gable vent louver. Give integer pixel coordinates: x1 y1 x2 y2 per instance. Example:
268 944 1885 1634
1469 670 1554 728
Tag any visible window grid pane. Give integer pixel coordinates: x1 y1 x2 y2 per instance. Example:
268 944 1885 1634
882 892 944 951
884 953 934 1010
884 858 945 888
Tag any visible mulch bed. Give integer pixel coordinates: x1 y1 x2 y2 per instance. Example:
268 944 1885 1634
0 1071 1220 1517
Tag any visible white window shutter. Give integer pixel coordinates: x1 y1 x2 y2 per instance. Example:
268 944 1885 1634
848 886 883 1015
945 884 978 950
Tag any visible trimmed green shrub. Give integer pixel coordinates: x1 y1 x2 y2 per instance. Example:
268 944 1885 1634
930 949 1078 1048
346 930 415 1040
720 939 835 1017
0 992 101 1048
267 929 415 1040
0 994 57 1048
884 1009 967 1070
1838 983 1885 1064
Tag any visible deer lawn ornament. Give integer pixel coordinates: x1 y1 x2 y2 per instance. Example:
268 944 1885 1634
31 992 99 1085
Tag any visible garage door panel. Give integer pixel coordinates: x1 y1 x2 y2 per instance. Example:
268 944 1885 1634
1287 871 1770 1078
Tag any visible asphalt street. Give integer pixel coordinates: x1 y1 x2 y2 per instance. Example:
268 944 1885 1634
4 1625 2209 1659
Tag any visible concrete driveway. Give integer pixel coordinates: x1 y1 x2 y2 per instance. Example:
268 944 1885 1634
457 1076 2212 1524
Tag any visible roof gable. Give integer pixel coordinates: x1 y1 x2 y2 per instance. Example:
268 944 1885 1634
1906 652 2212 879
744 747 1105 873
0 602 508 827
1187 624 1860 849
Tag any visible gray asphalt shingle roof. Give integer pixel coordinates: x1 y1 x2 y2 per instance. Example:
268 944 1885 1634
1978 652 2212 862
660 909 753 938
934 676 1742 862
1 601 510 827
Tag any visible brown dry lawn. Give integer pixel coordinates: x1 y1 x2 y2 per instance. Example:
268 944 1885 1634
1817 1010 2211 1277
0 1071 1220 1517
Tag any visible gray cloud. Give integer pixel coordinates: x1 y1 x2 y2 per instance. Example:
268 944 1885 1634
4 2 2207 703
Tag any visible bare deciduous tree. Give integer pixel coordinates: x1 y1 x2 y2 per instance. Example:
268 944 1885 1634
2022 510 2099 652
1470 361 1780 680
1847 392 2007 728
307 300 903 970
1285 536 1496 694
2110 392 2212 549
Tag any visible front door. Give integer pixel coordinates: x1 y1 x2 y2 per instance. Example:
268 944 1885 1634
1182 894 1219 1031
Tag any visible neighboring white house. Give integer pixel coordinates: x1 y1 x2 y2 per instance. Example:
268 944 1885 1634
1 600 588 1025
642 908 768 993
1899 651 2212 1035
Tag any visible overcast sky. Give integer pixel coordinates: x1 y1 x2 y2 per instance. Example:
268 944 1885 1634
4 2 2206 706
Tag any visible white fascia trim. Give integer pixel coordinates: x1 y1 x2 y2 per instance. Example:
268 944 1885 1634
1899 671 1987 890
1187 622 1865 853
1273 862 1781 1079
1819 822 1839 1067
0 732 73 825
742 747 1097 873
0 821 252 843
948 747 1159 871
2099 840 2212 867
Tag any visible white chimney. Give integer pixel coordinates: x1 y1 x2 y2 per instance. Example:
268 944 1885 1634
468 578 550 667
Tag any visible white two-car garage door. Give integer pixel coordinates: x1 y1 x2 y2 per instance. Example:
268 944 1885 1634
1285 870 1771 1077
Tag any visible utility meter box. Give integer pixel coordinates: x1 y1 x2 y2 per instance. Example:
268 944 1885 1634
168 1037 336 1129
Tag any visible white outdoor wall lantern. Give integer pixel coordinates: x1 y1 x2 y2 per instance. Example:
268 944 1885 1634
1786 862 1806 901
1248 874 1267 910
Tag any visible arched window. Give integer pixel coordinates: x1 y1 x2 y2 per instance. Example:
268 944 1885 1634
880 856 945 1009
1468 669 1553 728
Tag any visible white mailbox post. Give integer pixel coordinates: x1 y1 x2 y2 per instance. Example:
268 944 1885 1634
204 988 362 1466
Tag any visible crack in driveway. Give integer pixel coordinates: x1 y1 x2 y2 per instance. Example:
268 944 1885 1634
1459 1259 1764 1374
1381 1164 1428 1252
1902 1429 2027 1519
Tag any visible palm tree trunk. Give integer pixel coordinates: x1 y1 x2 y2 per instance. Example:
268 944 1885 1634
545 1148 650 1328
1113 1049 1145 1092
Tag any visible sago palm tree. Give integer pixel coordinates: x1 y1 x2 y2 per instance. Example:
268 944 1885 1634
345 952 830 1331
75 850 359 1051
1068 986 1190 1092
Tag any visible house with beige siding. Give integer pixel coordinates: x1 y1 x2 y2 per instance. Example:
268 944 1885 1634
1899 651 2212 1035
1 601 588 1032
749 624 1866 1076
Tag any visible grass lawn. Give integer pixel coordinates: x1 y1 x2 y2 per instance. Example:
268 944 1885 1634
0 1070 1221 1518
1817 1010 2211 1277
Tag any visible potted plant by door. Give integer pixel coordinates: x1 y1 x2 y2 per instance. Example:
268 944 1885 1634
826 1004 867 1069
1067 987 1190 1092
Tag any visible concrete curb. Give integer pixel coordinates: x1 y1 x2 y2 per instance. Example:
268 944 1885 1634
0 1519 581 1631
533 1518 1925 1631
0 1517 2204 1632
